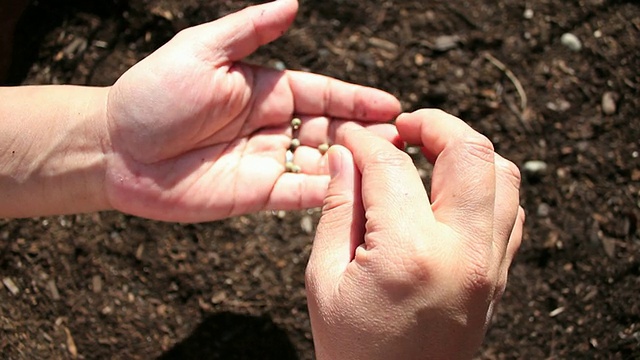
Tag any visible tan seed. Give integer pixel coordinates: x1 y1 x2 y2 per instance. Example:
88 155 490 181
291 117 302 130
290 138 301 150
318 143 329 154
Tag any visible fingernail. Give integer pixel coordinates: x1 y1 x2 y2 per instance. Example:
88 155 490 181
328 147 342 178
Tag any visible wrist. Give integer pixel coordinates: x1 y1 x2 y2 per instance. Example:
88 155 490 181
0 85 113 217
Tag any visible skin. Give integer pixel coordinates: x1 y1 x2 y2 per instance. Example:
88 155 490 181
307 110 525 360
0 0 401 221
0 1 524 358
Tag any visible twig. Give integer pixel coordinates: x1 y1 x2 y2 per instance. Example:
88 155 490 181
483 52 528 112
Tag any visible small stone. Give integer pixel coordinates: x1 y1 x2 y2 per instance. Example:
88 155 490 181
291 117 302 130
601 91 617 115
318 143 329 154
523 9 534 19
537 203 551 217
300 216 313 234
273 60 286 71
546 99 571 112
560 33 582 52
433 35 459 52
211 291 227 304
523 160 548 175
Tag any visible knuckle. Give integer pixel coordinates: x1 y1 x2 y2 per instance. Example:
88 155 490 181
377 252 436 298
460 248 495 296
368 149 413 169
464 264 494 296
458 133 495 164
496 156 522 190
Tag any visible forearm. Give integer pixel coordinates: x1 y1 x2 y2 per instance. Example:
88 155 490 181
0 85 112 218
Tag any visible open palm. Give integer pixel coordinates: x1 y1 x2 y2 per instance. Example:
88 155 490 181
103 0 400 222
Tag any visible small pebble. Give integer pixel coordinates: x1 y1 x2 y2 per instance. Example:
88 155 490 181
537 203 551 217
273 60 286 71
300 216 314 234
433 35 459 52
601 91 617 115
523 9 534 19
318 143 329 155
523 160 548 175
290 138 301 151
291 117 302 130
560 33 582 52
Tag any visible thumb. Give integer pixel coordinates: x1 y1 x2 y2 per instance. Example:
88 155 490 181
190 0 299 63
307 145 364 289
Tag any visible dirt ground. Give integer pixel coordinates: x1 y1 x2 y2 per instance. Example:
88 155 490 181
1 0 639 358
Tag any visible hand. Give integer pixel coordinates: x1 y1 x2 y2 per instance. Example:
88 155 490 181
104 0 401 222
306 109 525 359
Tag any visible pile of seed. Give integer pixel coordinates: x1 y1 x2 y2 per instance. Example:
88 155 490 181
285 117 330 173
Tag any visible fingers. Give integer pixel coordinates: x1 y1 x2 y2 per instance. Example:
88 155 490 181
307 146 365 285
396 109 495 245
265 172 330 211
492 153 522 259
286 71 402 121
280 118 400 176
295 116 400 152
335 122 434 249
187 0 299 64
495 206 525 297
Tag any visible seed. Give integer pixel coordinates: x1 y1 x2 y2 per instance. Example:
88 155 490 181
291 117 302 130
290 138 301 151
291 164 301 173
318 143 329 154
285 161 295 172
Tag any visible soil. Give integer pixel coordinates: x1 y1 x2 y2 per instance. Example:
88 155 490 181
1 0 639 359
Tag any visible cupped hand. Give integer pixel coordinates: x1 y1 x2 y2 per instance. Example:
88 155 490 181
306 109 525 360
104 0 401 222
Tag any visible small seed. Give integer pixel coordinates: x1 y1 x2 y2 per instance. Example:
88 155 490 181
291 117 302 130
290 138 301 150
285 161 295 172
291 164 301 173
318 143 329 154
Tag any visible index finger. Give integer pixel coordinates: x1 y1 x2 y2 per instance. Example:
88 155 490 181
335 122 434 248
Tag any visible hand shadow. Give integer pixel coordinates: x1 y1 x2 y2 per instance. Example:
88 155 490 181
157 312 300 360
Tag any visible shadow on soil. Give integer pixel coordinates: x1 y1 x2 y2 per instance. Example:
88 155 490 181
158 312 300 360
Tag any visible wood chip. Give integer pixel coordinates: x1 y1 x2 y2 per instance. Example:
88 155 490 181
2 277 19 295
63 326 78 358
92 275 102 293
367 37 398 52
47 279 61 301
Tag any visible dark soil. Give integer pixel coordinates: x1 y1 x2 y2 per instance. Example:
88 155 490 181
2 0 639 359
